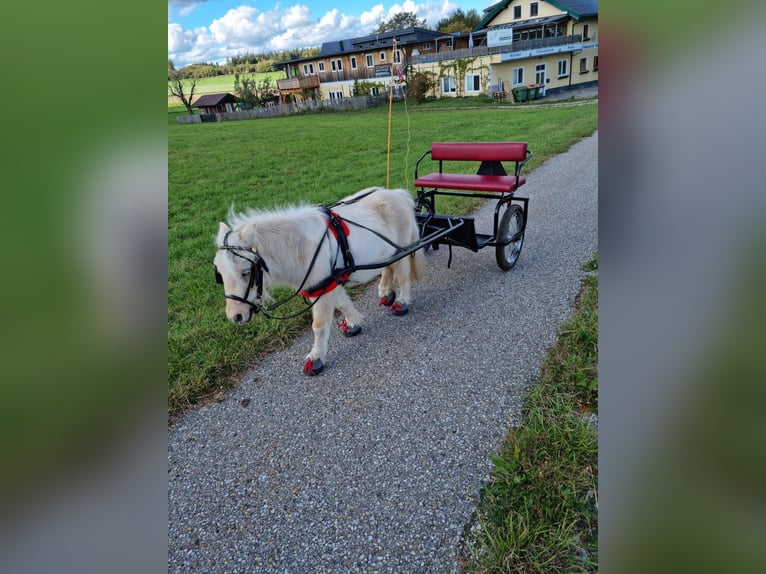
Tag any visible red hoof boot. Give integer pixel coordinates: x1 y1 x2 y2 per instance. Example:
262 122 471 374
378 291 396 307
390 302 409 316
338 318 362 337
303 358 324 376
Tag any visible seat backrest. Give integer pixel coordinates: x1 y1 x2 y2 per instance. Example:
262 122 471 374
430 142 528 163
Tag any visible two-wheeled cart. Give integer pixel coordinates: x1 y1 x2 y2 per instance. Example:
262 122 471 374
411 141 532 270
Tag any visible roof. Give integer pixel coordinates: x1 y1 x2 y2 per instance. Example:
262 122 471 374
546 0 598 18
318 27 447 58
191 93 239 108
474 0 598 31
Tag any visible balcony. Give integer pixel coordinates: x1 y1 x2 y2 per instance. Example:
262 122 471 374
277 75 320 92
410 35 584 65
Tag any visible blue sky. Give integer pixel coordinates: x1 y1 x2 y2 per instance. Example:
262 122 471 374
168 0 497 68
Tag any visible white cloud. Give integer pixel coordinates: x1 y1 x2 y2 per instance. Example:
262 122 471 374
168 1 462 68
281 4 312 29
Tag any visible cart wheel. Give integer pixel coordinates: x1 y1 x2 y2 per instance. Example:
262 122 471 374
495 204 525 270
415 197 438 252
415 196 434 215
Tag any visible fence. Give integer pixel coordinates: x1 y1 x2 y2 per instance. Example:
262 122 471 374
176 92 400 125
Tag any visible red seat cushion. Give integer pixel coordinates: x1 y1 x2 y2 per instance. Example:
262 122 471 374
414 173 526 193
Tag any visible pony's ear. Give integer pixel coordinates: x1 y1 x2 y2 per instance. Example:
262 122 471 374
217 222 231 243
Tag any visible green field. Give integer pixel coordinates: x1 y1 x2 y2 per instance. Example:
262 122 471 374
169 99 598 414
168 72 286 99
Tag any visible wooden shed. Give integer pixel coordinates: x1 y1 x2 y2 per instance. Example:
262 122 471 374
191 93 240 114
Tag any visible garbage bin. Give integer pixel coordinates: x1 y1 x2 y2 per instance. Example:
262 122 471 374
512 86 528 103
534 84 545 99
526 85 538 100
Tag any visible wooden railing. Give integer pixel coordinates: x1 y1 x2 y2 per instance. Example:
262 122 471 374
276 75 320 91
410 35 583 64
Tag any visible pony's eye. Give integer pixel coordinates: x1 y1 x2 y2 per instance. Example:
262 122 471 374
241 270 251 278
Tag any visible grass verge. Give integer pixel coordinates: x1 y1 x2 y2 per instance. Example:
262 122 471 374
462 252 598 573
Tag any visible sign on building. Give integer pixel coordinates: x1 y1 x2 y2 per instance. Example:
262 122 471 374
487 26 513 47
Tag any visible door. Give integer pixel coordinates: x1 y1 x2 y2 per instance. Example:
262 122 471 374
535 63 547 96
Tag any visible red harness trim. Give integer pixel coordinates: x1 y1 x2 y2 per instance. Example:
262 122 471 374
299 273 350 298
298 213 351 298
327 211 350 239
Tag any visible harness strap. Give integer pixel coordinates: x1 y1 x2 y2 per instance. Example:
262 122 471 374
299 208 355 298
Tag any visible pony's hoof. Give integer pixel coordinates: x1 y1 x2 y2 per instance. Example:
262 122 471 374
378 291 396 307
303 358 324 376
390 302 409 316
338 319 362 337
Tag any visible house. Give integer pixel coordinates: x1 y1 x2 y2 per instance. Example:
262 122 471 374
275 28 446 103
274 0 597 103
191 93 240 114
468 0 599 98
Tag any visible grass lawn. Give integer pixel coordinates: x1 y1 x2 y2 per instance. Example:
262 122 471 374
169 98 598 414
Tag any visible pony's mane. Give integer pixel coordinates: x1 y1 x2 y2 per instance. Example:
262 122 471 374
227 202 319 230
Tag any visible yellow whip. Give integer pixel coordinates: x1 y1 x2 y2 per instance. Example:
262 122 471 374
386 38 396 189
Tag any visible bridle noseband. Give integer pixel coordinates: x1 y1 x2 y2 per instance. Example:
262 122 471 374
215 230 269 313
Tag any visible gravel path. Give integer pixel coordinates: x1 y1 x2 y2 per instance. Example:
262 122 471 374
168 130 598 573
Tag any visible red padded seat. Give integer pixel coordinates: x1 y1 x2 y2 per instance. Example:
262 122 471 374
414 173 526 193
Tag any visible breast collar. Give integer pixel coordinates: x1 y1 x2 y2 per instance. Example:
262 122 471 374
299 207 355 298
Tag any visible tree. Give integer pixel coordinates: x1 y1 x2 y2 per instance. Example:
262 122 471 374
436 9 481 34
168 70 196 115
439 57 484 97
233 73 258 108
407 70 436 104
234 74 276 108
374 12 427 33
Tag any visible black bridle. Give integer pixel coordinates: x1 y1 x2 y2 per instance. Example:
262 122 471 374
215 230 269 313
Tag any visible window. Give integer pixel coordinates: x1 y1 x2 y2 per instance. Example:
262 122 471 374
512 67 524 86
366 54 374 67
422 43 431 51
370 86 381 96
513 5 521 19
350 56 357 69
579 57 588 74
394 50 402 64
379 52 386 62
583 24 590 40
303 63 314 75
441 76 456 94
530 2 539 17
444 38 453 48
318 62 325 72
331 59 343 72
329 90 343 100
592 55 598 71
557 59 568 78
465 74 481 93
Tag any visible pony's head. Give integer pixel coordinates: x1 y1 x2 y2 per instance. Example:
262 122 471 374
213 222 269 324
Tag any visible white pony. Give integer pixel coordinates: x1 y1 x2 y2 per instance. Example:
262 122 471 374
213 187 425 375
